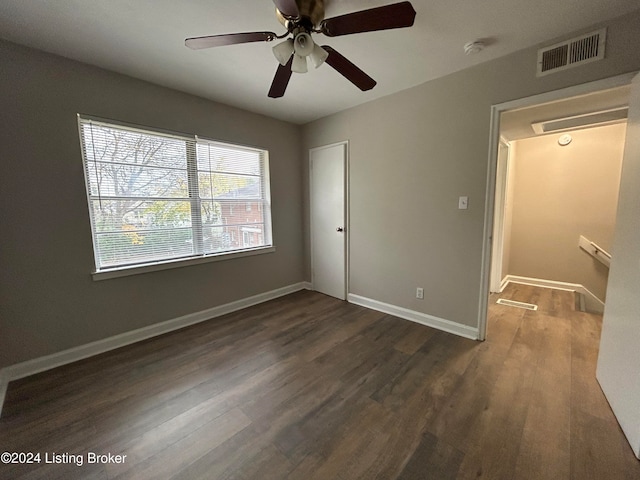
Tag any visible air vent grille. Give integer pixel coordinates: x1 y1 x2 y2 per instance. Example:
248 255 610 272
537 28 606 77
570 33 601 63
496 299 538 310
541 44 568 72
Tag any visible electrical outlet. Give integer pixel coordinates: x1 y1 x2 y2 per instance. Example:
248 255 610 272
416 287 424 299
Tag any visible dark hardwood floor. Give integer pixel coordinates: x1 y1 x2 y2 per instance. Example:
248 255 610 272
1 284 639 479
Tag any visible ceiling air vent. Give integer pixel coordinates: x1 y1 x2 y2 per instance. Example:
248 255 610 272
537 28 606 77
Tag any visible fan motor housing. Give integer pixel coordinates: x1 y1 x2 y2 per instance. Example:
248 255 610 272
276 0 325 29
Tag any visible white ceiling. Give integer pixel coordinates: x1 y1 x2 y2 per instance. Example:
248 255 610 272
1 0 639 124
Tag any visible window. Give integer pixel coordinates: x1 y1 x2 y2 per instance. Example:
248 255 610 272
78 116 272 274
242 230 253 248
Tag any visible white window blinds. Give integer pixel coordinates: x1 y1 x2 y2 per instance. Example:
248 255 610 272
78 116 272 272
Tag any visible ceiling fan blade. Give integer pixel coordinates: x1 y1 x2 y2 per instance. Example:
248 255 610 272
272 0 300 18
268 56 294 98
322 46 376 91
321 1 416 37
185 32 276 49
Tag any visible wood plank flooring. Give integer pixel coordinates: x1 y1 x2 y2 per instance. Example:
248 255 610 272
1 284 639 479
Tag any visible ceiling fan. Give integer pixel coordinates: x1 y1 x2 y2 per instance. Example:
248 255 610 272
185 0 416 98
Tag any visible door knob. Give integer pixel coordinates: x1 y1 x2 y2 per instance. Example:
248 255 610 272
336 227 344 232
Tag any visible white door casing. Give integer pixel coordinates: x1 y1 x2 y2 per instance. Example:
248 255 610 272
479 72 637 342
310 142 347 300
490 140 511 293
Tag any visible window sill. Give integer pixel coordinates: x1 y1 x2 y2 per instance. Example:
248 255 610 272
91 246 276 281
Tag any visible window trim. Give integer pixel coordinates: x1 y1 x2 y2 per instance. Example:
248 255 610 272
77 114 275 280
92 246 276 281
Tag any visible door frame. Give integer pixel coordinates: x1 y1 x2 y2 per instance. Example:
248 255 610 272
489 138 511 293
478 72 637 341
309 141 349 299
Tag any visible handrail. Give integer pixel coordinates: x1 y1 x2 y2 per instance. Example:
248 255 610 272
578 235 611 268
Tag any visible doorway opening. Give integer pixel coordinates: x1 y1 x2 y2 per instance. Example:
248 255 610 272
479 72 636 340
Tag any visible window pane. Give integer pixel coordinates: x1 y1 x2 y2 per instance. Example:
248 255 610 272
196 143 262 175
96 228 194 268
200 200 220 227
201 200 264 227
202 224 264 254
86 162 188 198
197 173 261 200
200 201 265 227
82 124 187 169
91 200 192 232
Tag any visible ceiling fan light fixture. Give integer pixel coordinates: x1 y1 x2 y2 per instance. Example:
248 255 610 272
309 44 329 68
293 32 314 57
272 38 294 66
291 53 308 73
464 40 485 55
186 1 418 97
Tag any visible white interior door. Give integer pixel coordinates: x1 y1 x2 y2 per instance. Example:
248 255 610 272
596 73 640 459
310 143 346 300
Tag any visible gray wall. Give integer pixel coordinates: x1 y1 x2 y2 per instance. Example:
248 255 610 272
0 40 304 368
302 11 640 328
507 124 625 301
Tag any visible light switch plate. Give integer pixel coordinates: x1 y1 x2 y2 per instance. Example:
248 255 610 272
458 196 469 209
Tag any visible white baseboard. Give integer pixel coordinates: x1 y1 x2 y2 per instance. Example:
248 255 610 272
501 275 605 314
347 294 479 340
0 281 311 416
